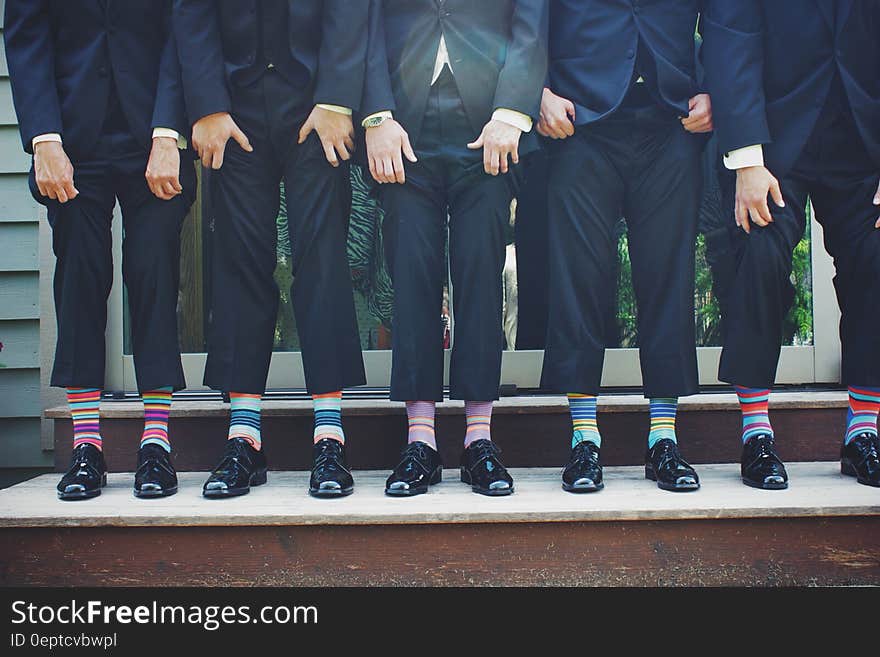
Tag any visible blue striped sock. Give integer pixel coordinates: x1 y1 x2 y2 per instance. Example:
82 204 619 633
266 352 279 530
648 398 678 448
313 391 345 444
735 386 774 444
568 393 601 448
228 392 262 450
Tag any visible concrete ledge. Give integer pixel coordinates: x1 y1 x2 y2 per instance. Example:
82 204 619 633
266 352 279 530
1 462 876 529
43 390 851 419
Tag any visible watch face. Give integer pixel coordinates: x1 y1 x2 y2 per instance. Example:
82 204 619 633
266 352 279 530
365 116 386 128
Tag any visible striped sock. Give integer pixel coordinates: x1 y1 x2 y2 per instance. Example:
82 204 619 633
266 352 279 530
735 386 774 444
69 387 102 451
406 401 437 449
464 401 493 448
845 386 880 445
141 387 173 452
648 398 678 448
228 392 262 450
313 391 345 444
568 393 601 448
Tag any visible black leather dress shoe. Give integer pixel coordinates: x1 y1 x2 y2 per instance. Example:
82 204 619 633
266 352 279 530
57 444 107 500
841 433 880 487
309 438 354 497
460 439 514 496
134 444 178 498
386 441 443 496
645 438 700 492
741 434 788 489
562 441 604 493
203 437 268 498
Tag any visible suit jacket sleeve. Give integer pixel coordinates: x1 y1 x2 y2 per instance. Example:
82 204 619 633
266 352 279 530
152 3 189 136
313 0 369 111
3 0 64 153
492 0 549 121
173 0 231 123
360 0 396 118
702 0 770 154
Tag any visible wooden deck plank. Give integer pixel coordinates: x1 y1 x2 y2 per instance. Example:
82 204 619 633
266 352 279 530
2 462 877 528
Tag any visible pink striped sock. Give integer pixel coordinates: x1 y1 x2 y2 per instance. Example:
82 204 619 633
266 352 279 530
406 401 437 450
464 401 493 448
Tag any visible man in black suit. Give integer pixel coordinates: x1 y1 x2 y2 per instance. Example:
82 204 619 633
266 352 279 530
703 0 880 488
539 0 712 493
173 1 368 499
363 0 547 497
5 0 196 501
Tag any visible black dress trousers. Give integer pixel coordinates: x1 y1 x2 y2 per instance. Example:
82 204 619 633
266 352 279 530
380 68 515 402
715 100 880 389
203 70 366 395
541 105 703 398
32 112 196 393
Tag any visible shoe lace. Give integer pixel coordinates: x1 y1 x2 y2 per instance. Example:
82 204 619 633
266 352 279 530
313 440 343 471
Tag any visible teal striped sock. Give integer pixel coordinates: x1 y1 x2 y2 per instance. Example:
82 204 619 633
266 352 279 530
568 393 601 448
313 391 345 444
228 393 262 450
647 398 678 448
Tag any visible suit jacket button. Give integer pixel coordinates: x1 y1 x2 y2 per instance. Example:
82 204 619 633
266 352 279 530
626 49 635 58
98 66 108 77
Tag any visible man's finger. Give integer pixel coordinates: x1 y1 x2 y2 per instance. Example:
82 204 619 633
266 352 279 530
344 134 355 152
499 149 510 174
562 119 575 137
392 150 405 184
769 179 785 208
368 156 379 183
511 143 520 165
467 134 485 150
336 138 352 161
232 126 253 152
322 140 339 167
298 120 312 145
62 179 78 201
162 181 179 197
56 186 69 204
211 147 225 170
171 176 183 193
402 134 418 163
377 157 390 184
36 181 48 198
565 101 576 121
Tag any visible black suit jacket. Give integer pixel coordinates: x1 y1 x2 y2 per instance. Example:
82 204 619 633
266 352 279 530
4 0 187 159
703 0 880 175
548 0 703 124
173 0 369 123
363 0 548 146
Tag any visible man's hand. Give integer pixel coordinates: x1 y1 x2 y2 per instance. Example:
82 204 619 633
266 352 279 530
145 137 182 201
298 106 355 167
191 112 253 170
681 93 713 133
33 141 78 203
874 177 879 228
537 88 576 139
468 119 523 175
735 165 785 234
365 119 417 184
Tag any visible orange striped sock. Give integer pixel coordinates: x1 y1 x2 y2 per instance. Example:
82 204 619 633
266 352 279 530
141 387 173 452
406 401 436 449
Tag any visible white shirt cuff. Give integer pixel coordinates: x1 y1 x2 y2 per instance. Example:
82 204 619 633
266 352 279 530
32 133 62 148
724 144 764 170
362 111 394 128
492 108 532 133
152 127 187 150
317 104 353 116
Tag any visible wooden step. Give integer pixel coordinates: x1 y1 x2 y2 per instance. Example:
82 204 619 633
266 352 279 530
46 392 850 472
1 462 878 586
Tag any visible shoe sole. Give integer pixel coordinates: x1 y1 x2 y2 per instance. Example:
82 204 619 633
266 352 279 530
58 473 107 501
562 481 604 493
385 468 443 497
308 486 354 498
203 470 268 498
460 468 513 496
741 477 788 490
645 466 700 492
134 486 178 499
841 461 880 487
